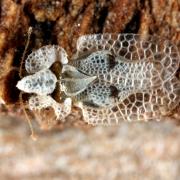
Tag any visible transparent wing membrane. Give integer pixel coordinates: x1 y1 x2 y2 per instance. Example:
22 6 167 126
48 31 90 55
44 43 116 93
75 33 180 124
76 34 179 80
80 77 180 125
29 95 72 120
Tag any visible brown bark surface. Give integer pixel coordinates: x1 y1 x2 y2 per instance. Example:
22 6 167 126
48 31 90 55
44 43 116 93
0 0 180 125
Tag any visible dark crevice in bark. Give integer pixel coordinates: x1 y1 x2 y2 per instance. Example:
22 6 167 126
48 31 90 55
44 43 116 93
146 0 155 35
3 70 20 104
63 0 70 14
13 0 21 4
12 46 25 67
96 6 109 33
147 0 153 15
124 10 141 33
35 21 56 44
0 1 2 18
24 3 56 45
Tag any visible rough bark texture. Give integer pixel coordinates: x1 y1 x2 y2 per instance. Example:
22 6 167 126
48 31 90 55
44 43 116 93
0 0 180 125
0 0 180 179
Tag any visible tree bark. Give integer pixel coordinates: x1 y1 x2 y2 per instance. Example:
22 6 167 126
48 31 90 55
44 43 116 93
0 0 179 126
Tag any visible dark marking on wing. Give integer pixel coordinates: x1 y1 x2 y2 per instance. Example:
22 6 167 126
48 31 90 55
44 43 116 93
110 85 119 98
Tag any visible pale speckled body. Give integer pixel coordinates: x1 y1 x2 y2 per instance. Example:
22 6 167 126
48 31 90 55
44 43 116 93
16 34 180 125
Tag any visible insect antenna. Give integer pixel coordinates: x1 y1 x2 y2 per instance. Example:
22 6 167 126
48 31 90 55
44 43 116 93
19 27 37 140
19 27 32 78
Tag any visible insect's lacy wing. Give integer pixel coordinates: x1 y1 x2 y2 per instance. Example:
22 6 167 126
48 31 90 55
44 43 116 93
29 95 72 118
29 96 72 128
76 33 179 80
25 45 68 74
79 77 180 124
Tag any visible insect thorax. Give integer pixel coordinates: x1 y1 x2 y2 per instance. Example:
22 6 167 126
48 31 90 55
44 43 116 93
59 50 120 107
60 64 97 97
59 49 168 109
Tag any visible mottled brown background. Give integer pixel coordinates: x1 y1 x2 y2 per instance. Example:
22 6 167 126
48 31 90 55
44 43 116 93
0 0 180 179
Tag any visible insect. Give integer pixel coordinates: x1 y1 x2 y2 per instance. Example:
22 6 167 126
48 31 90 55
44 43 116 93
16 33 180 131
